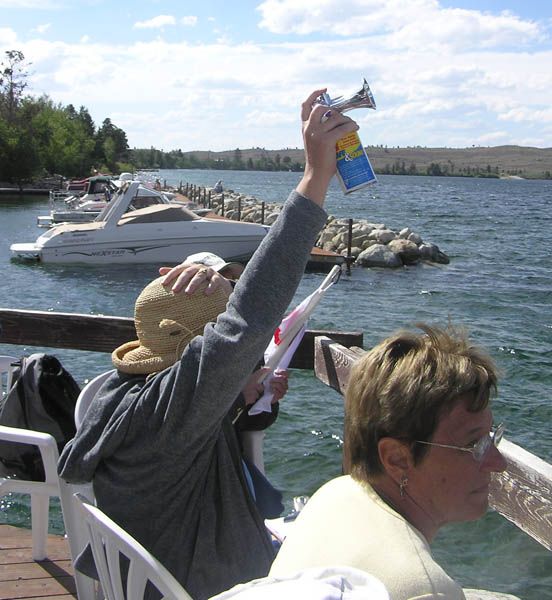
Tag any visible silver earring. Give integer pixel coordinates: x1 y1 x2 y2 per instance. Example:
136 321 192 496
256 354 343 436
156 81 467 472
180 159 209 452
399 475 408 498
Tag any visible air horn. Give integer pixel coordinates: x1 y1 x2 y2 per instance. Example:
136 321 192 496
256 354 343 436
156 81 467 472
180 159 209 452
318 78 377 194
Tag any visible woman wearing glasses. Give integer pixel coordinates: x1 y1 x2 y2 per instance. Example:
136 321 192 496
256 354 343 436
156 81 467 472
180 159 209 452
270 324 507 600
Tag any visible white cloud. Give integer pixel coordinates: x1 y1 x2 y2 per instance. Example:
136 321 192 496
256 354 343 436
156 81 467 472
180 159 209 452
33 23 51 34
476 131 509 144
498 106 552 124
0 27 18 48
181 16 198 27
257 0 545 50
388 8 544 51
244 108 296 127
133 15 176 30
7 1 552 150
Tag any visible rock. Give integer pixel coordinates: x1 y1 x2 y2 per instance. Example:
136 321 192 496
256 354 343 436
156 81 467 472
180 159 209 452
197 186 450 269
419 243 450 264
350 232 371 247
387 239 421 265
399 227 412 239
344 247 363 258
356 244 403 268
318 229 337 245
368 228 396 244
265 212 280 225
433 249 450 264
407 231 423 245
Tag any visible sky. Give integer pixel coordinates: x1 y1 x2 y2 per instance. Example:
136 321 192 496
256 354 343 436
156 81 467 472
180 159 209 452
1 0 551 152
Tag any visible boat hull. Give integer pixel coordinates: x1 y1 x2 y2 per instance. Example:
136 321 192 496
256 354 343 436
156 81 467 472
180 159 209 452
11 230 268 265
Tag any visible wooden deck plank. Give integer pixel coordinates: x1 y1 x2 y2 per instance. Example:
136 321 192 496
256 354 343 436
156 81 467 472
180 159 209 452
0 525 76 600
0 576 75 600
0 525 68 551
1 560 74 581
0 546 72 564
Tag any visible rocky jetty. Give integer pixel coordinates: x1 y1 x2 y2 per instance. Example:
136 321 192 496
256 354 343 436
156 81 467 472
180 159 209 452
186 188 450 268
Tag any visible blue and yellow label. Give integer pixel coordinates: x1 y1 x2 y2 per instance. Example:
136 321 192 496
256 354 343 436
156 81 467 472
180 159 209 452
335 131 377 194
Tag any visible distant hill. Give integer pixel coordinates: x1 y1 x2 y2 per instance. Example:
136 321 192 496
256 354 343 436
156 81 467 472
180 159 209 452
181 145 552 179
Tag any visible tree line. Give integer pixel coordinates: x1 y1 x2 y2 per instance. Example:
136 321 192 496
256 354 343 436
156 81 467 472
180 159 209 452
0 50 131 185
2 50 547 185
0 50 303 186
131 147 304 173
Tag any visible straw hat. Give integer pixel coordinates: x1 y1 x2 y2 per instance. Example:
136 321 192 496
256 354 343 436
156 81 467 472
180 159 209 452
112 276 230 375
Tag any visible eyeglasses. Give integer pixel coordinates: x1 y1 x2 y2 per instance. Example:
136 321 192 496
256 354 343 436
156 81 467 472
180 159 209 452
415 423 505 463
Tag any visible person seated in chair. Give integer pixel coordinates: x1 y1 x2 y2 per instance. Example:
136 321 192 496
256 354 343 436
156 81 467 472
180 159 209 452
58 89 359 600
270 324 507 600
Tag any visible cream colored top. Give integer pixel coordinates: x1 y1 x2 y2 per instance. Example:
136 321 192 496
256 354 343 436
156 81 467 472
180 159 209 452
270 475 465 600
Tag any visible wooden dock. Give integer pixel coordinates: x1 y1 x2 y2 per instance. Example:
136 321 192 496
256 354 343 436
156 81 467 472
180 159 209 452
0 524 76 600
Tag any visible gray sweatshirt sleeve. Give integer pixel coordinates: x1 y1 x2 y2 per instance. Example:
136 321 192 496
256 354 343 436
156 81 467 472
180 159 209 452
58 190 328 478
156 191 327 452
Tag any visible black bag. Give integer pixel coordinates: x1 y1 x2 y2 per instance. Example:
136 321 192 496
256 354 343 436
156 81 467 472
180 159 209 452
0 353 81 481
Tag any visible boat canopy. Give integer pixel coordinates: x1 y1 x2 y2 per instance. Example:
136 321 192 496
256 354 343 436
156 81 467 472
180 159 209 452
118 204 200 225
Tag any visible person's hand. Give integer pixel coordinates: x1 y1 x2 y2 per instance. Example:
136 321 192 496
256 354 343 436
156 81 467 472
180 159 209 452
296 88 359 206
267 368 289 404
159 262 233 295
241 368 269 406
241 367 289 406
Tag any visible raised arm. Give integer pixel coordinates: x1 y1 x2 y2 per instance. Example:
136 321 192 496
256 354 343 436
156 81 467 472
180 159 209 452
164 90 359 446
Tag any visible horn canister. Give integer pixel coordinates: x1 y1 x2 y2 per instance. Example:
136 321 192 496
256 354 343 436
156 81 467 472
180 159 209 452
319 79 377 194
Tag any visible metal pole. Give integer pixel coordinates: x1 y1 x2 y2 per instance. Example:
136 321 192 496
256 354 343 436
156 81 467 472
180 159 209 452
346 218 353 276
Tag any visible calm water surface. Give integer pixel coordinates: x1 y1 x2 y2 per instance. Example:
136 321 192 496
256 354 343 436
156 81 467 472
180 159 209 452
1 172 551 599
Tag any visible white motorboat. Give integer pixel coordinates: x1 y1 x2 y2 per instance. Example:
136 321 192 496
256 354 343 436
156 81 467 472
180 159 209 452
37 174 152 228
12 181 270 264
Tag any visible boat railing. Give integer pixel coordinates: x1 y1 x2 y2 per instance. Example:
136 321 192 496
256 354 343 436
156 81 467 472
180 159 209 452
49 189 74 203
312 335 552 552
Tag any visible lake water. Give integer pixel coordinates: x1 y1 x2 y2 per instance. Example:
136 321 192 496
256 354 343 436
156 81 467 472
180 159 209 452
1 171 551 598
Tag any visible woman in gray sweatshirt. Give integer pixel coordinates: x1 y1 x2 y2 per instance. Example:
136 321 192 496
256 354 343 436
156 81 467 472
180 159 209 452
58 89 359 599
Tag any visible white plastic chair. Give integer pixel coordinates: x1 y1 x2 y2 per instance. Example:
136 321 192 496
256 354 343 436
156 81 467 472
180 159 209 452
75 370 115 428
0 357 101 599
1 354 61 560
58 369 115 600
74 492 193 600
0 427 99 599
0 424 60 560
0 354 18 399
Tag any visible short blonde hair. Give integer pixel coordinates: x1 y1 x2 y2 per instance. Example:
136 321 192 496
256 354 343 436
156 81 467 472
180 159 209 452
344 323 498 481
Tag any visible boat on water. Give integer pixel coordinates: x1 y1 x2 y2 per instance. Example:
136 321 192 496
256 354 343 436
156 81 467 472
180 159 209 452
36 173 169 228
37 176 177 228
11 180 270 265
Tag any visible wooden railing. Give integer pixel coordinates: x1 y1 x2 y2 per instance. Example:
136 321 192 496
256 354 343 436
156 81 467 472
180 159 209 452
0 308 362 372
312 336 552 551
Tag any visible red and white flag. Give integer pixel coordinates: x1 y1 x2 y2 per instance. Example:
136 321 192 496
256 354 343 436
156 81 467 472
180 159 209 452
249 265 342 415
